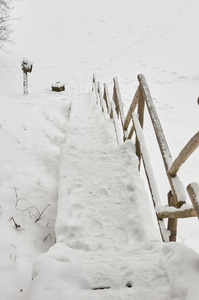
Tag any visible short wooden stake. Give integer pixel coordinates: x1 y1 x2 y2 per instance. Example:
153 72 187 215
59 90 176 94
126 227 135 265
23 70 28 94
167 190 177 242
21 59 33 95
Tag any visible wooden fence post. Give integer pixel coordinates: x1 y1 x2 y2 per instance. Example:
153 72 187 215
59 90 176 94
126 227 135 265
167 191 177 242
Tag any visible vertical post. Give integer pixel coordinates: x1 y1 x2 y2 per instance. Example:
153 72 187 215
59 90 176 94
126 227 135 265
21 58 33 95
167 190 177 241
23 70 28 95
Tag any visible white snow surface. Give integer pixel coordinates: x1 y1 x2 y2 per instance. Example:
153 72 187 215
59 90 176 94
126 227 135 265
29 91 199 300
56 92 157 249
0 0 198 298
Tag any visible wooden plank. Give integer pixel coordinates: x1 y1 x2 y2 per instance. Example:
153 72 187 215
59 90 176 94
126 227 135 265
92 74 98 104
103 83 112 117
132 113 162 207
92 74 97 90
137 74 186 208
132 112 166 242
158 208 197 219
136 89 145 169
98 82 107 113
104 83 120 144
169 131 199 176
187 182 199 219
137 74 172 170
123 85 141 131
135 136 141 170
127 124 135 140
113 77 128 140
112 83 120 118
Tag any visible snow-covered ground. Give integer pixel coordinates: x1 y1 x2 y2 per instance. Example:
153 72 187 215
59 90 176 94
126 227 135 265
29 91 199 300
0 0 198 298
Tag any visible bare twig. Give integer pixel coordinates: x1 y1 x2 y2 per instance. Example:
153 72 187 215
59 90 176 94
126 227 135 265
10 217 21 228
43 233 51 242
14 188 26 208
18 204 50 223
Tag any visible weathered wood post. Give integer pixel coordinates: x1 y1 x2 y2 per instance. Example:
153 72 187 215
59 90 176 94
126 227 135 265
21 58 33 94
167 191 177 241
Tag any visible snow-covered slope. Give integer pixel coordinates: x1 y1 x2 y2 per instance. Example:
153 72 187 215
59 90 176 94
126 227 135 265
29 91 199 300
0 0 198 298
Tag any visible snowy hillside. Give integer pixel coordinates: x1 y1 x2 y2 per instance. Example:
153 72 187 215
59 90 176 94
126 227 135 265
0 0 198 298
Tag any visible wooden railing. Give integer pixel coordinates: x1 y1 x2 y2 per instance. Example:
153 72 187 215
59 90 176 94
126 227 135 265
92 74 199 242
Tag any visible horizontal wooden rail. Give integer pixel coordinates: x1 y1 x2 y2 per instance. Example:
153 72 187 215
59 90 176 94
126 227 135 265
169 131 199 176
157 207 197 219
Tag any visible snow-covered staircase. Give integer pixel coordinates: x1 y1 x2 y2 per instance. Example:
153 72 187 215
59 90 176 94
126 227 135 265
28 91 199 300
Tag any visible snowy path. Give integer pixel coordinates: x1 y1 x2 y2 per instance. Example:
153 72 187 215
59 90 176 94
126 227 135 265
55 91 157 250
29 92 199 300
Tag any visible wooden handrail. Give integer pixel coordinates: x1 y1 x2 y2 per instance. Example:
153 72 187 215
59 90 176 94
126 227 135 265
137 74 186 208
91 74 198 242
169 132 199 176
137 74 173 170
132 112 167 241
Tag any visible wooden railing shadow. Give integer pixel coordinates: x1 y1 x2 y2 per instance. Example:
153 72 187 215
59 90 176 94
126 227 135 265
92 74 199 242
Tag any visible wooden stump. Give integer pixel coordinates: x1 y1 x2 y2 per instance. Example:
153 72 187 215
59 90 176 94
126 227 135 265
51 82 65 92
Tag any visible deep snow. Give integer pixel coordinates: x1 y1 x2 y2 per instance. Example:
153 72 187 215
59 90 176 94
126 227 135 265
0 0 198 298
29 91 199 300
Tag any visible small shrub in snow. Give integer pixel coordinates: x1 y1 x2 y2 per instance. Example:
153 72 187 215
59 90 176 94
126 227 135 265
0 0 13 50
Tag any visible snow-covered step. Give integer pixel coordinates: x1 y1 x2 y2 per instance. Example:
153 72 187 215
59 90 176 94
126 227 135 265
55 91 159 250
29 241 199 300
28 92 199 300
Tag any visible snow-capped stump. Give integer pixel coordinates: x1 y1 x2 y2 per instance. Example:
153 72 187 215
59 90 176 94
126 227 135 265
125 281 133 288
51 81 65 92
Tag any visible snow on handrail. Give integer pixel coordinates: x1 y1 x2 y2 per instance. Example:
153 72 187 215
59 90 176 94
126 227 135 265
91 74 198 242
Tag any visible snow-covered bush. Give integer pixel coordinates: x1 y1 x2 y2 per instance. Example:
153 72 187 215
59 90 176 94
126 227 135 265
0 0 13 50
